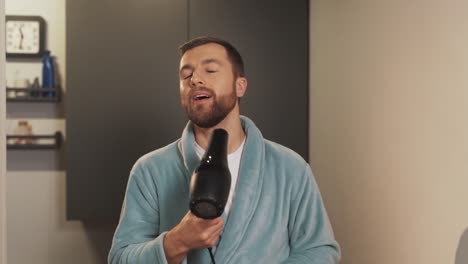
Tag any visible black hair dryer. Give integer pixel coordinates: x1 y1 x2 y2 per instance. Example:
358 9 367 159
189 129 231 219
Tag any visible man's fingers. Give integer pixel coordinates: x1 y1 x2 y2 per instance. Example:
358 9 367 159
201 218 224 234
179 212 225 249
195 217 223 248
191 214 224 228
202 227 223 248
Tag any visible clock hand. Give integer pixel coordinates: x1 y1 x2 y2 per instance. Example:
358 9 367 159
18 26 24 50
19 26 24 38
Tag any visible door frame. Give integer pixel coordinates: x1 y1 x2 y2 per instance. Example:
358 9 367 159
0 0 8 262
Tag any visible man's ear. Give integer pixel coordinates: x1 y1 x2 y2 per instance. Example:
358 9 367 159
236 77 247 98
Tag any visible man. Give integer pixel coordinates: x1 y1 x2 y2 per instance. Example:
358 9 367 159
109 36 340 263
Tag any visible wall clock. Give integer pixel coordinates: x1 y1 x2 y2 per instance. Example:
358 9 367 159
6 15 46 58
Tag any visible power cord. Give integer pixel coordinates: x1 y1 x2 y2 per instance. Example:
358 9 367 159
208 247 216 264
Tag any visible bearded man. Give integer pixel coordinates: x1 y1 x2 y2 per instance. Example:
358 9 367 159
109 36 340 264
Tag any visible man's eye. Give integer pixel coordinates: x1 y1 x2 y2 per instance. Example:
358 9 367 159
206 70 217 73
183 73 192 79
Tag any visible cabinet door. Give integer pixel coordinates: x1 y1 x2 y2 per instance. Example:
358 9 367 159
66 0 187 223
189 0 309 159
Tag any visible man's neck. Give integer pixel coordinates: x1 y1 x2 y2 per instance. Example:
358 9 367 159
193 114 245 154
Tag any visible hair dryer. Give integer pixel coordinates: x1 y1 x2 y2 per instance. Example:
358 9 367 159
189 128 231 219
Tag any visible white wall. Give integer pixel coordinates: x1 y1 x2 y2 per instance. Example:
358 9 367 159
5 1 113 264
310 1 468 263
5 0 66 135
1 1 7 263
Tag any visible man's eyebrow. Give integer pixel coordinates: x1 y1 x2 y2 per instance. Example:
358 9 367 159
201 58 222 65
180 64 193 73
179 58 222 73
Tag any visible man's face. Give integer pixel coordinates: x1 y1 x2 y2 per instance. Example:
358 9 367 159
179 43 238 128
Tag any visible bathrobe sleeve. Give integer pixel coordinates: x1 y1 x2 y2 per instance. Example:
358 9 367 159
281 164 341 264
108 163 170 264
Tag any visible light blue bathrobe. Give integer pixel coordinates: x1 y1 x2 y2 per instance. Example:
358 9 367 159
109 116 340 263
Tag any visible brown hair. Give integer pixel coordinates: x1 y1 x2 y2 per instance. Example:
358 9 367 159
179 36 245 77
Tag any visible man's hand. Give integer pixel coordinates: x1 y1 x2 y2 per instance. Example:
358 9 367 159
163 211 224 264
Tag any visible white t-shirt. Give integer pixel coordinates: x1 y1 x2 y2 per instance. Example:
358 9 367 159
194 138 245 216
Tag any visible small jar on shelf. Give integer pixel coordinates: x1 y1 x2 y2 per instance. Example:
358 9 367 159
13 120 34 145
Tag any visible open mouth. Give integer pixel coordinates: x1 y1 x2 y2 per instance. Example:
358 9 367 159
192 93 212 101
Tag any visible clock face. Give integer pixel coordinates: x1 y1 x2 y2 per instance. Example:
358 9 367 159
5 16 45 58
6 20 40 53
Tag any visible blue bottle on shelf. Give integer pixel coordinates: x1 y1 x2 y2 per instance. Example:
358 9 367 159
42 50 55 97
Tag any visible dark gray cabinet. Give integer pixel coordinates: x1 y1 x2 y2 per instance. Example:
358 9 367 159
188 0 309 160
66 0 309 224
66 0 187 223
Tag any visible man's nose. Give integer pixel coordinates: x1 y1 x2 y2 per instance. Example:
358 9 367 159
190 72 204 86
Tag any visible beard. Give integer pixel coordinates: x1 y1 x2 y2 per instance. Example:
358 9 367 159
182 84 237 128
